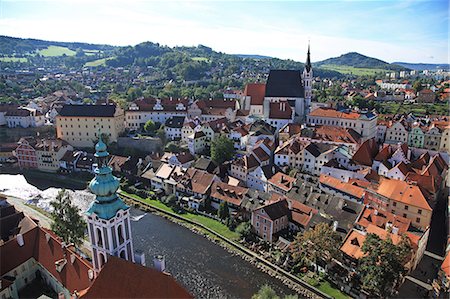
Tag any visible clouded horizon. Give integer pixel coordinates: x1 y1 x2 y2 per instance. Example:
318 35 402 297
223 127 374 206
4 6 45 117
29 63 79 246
0 0 448 64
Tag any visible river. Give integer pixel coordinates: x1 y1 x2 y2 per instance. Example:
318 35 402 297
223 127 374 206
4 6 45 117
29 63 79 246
0 174 297 298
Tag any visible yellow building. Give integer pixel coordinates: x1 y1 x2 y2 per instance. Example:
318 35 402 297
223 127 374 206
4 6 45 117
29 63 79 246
35 139 73 172
56 104 125 148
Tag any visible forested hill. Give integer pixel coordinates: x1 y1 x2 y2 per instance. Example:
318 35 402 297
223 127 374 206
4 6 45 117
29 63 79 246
0 35 342 79
315 52 407 71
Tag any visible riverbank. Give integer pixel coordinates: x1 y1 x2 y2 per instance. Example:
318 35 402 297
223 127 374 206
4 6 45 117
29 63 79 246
119 191 339 299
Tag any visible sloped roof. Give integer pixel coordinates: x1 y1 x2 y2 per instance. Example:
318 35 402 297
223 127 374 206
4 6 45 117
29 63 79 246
305 142 335 158
82 256 192 298
376 178 432 211
259 199 290 220
265 70 304 98
59 104 117 117
309 107 362 120
356 206 411 234
244 83 266 105
319 174 366 199
210 182 248 206
269 101 293 119
165 116 185 128
268 172 296 192
352 138 379 166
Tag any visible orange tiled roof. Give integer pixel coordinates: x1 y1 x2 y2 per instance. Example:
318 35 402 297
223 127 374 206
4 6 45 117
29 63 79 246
309 107 361 120
210 181 248 206
268 172 296 192
340 230 366 259
357 206 411 234
376 178 432 211
319 174 365 199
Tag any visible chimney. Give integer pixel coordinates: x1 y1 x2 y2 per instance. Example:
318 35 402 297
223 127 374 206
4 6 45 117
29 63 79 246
134 250 146 266
17 234 24 247
153 255 166 272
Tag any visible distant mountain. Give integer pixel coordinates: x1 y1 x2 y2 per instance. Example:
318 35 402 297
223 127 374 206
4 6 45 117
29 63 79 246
234 54 273 59
315 52 407 71
392 62 449 71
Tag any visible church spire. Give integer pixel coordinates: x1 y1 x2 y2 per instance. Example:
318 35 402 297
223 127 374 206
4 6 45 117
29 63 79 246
305 41 312 72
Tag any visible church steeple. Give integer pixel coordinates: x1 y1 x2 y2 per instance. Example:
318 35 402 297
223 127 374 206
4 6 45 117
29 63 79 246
86 135 134 272
305 42 312 72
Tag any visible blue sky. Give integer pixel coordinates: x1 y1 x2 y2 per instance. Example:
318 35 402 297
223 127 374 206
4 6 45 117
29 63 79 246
0 0 448 63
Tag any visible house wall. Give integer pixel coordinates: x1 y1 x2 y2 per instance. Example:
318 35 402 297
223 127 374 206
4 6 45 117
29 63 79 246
56 114 125 148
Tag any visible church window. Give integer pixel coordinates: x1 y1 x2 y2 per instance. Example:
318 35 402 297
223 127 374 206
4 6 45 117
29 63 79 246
96 228 103 247
118 224 125 244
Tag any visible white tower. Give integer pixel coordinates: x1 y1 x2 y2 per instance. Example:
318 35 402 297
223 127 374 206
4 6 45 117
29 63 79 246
302 42 313 116
85 136 134 273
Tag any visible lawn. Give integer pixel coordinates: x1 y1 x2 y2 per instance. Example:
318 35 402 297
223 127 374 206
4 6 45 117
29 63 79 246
380 102 449 116
317 281 350 299
84 57 114 67
319 64 388 76
38 46 76 57
0 57 28 62
192 56 210 62
119 191 239 240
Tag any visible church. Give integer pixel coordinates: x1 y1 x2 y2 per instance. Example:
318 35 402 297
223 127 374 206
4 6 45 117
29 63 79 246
242 44 313 129
0 137 192 299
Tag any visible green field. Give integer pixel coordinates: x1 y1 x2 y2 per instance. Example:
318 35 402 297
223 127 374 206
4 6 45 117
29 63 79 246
0 57 27 62
84 57 114 67
380 102 449 116
319 64 389 76
38 46 76 57
120 191 239 240
317 281 350 299
192 56 210 62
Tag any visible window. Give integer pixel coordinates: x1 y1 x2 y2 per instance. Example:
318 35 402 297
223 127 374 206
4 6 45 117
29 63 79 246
416 218 420 223
393 202 397 207
403 213 407 218
404 205 408 210
418 209 422 215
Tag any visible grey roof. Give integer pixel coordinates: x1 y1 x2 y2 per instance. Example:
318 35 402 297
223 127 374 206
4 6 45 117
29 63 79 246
59 104 117 117
165 116 185 128
193 157 217 173
305 143 335 157
265 70 304 98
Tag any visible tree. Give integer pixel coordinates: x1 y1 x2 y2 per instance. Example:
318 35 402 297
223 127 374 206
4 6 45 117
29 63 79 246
217 201 229 220
144 120 156 133
252 285 279 299
251 285 298 299
236 221 252 240
358 233 412 297
211 135 235 164
165 142 180 153
290 223 341 271
413 81 423 93
50 190 86 247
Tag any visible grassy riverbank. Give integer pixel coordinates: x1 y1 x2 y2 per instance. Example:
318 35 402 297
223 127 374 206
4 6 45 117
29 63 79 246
120 190 240 240
119 190 351 299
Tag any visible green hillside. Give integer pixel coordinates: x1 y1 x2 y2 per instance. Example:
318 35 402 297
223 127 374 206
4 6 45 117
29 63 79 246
315 52 407 72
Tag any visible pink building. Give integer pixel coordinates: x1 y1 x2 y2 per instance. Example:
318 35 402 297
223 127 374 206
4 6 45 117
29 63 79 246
251 199 289 242
15 137 37 169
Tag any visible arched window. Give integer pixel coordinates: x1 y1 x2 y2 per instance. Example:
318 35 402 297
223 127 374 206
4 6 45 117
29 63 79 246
119 250 126 259
96 228 103 247
99 253 106 268
117 224 124 244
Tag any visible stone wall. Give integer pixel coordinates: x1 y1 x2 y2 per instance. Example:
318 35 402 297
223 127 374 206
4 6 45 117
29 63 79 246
117 137 162 153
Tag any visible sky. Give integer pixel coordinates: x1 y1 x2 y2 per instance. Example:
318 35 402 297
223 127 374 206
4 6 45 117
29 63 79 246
0 0 448 63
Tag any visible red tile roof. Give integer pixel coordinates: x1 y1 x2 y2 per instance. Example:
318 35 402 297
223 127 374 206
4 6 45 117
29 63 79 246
244 83 266 105
356 206 411 234
319 174 366 199
269 101 293 119
210 182 249 206
309 107 361 120
268 172 296 192
82 256 192 298
352 138 379 166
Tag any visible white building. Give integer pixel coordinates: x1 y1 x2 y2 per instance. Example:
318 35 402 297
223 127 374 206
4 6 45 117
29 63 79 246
125 97 188 129
307 107 377 140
